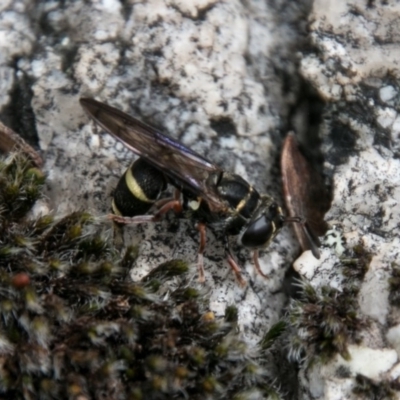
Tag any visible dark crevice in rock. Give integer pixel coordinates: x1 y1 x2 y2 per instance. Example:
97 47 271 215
210 117 237 138
0 71 40 150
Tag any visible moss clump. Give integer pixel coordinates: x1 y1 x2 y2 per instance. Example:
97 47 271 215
0 152 282 400
0 152 45 220
287 283 366 364
353 374 396 400
260 321 286 351
341 242 372 281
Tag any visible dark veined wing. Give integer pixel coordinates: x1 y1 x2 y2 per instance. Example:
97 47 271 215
281 133 331 259
80 98 226 212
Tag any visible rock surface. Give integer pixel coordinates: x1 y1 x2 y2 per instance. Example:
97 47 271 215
294 0 400 399
3 0 400 399
0 0 311 349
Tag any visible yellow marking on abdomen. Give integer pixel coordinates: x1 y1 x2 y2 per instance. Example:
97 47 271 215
125 166 153 203
111 199 122 215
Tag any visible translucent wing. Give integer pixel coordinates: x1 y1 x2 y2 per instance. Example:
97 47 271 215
80 98 226 212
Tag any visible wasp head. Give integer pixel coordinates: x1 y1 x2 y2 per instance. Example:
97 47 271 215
239 195 284 249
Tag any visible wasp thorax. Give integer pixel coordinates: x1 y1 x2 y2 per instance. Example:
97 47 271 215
239 198 284 249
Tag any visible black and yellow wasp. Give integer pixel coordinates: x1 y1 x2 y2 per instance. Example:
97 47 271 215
80 98 312 285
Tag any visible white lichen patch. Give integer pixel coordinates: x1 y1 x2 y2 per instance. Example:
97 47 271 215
326 345 398 381
323 225 346 256
387 325 400 358
293 248 343 289
376 107 397 130
358 255 391 325
379 85 397 103
300 346 399 400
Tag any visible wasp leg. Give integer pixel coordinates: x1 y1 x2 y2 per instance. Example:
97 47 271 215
223 237 246 286
110 188 183 225
153 189 180 208
153 197 174 209
110 198 182 224
153 189 183 214
196 222 207 283
252 250 269 279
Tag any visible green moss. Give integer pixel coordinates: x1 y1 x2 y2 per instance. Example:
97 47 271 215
0 153 45 220
287 283 365 364
143 259 189 290
224 305 239 323
342 242 372 281
0 152 283 400
260 321 286 350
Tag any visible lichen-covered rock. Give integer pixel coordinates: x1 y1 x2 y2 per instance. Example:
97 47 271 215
7 0 400 398
294 0 400 398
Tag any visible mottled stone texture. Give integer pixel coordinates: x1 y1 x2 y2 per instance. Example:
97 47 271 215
6 0 400 399
0 0 311 352
294 0 400 399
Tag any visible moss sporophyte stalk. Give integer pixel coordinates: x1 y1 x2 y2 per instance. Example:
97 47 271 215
0 152 285 399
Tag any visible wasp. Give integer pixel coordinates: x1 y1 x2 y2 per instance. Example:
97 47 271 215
80 98 312 285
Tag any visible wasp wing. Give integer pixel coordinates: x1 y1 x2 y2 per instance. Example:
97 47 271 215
281 133 331 259
80 98 226 212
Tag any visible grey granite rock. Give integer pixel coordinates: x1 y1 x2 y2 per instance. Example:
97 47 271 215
293 0 400 399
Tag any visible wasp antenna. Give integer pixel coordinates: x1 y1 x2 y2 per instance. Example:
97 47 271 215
284 216 305 225
302 222 321 259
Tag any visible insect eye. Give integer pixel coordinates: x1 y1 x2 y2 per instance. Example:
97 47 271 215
240 215 274 248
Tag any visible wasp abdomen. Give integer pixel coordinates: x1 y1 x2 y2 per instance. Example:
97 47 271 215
112 158 167 217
